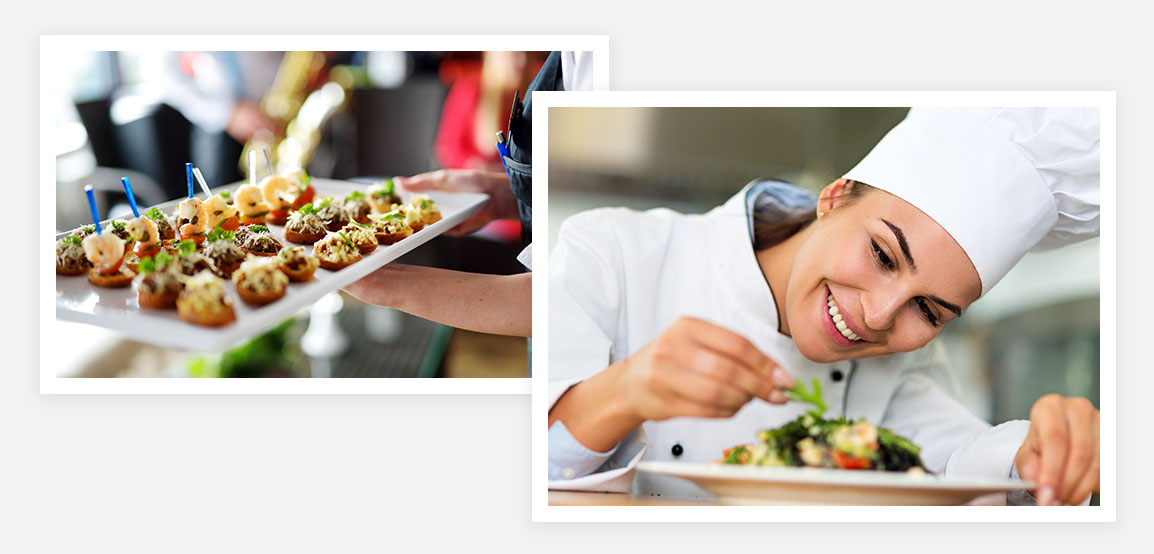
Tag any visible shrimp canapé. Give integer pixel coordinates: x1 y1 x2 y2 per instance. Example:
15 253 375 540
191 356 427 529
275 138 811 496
82 232 134 287
204 194 239 231
127 216 162 258
261 175 293 225
177 197 209 246
235 184 269 225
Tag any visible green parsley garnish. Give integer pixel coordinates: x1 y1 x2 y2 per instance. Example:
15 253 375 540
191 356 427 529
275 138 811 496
139 251 174 275
419 199 430 209
110 219 127 231
219 191 231 199
146 207 164 220
207 228 235 243
248 225 269 233
374 179 395 196
61 235 82 246
319 198 332 209
80 224 96 234
382 212 405 220
298 203 318 215
178 239 197 257
337 231 354 248
786 378 829 419
346 190 366 202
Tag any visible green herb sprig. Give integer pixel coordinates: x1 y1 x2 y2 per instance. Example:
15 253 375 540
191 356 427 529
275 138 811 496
786 377 829 419
298 203 318 216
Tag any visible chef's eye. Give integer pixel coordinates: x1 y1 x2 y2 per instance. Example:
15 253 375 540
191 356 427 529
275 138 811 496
915 297 940 328
871 239 895 270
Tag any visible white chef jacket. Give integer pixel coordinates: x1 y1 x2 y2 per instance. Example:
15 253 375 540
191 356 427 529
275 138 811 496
547 180 1031 497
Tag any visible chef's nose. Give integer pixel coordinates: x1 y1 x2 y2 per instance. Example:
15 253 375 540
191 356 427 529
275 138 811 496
860 286 905 331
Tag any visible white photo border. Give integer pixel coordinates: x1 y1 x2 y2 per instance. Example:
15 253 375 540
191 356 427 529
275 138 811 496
41 34 609 394
531 91 1116 522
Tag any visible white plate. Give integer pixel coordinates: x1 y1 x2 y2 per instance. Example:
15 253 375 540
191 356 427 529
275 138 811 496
637 461 1034 505
55 178 488 351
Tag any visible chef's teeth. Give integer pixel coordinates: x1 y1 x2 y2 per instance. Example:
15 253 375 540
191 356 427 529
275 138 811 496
827 293 862 342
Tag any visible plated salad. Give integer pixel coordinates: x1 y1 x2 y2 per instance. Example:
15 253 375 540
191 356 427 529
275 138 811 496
721 378 927 473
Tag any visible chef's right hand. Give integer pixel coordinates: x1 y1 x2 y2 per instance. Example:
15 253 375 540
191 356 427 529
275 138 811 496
616 316 795 421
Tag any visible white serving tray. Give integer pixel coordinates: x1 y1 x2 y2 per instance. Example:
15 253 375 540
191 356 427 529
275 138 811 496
55 178 487 351
637 462 1033 505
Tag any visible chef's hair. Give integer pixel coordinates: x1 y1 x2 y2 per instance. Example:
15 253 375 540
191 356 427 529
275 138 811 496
752 180 874 251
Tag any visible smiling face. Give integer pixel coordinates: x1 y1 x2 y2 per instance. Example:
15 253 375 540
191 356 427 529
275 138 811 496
772 179 982 363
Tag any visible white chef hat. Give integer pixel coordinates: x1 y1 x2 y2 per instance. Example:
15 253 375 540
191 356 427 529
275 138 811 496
842 107 1100 296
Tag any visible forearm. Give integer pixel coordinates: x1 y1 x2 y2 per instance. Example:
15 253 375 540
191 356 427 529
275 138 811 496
344 264 531 337
548 362 644 453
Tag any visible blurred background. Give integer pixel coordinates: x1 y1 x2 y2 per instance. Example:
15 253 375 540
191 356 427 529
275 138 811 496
548 107 1100 424
53 50 548 378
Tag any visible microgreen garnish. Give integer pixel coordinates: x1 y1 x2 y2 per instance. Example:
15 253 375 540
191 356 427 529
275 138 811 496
374 179 394 196
140 251 172 275
219 191 231 199
346 190 365 202
80 225 96 234
298 203 318 215
146 207 164 220
337 231 354 247
61 235 82 246
110 219 127 231
248 225 269 233
178 239 197 257
382 212 404 220
786 378 829 419
319 198 332 209
207 228 235 243
419 199 430 209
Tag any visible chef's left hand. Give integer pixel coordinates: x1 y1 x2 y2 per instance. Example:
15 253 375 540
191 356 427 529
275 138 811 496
1014 394 1100 506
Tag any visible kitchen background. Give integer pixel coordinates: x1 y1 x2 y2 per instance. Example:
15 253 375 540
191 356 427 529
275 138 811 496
53 50 544 378
548 107 1100 425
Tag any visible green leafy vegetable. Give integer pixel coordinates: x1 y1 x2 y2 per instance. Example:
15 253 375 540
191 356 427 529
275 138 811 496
110 219 127 231
337 231 354 247
382 212 404 220
207 228 235 243
374 179 394 196
419 199 430 209
146 207 165 220
248 225 269 233
81 224 96 234
219 191 231 199
298 203 318 215
61 235 83 246
345 190 365 202
178 239 197 257
723 445 747 464
786 377 829 419
319 197 332 209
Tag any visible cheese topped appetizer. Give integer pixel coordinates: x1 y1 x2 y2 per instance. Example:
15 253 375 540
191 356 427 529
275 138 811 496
284 203 327 245
406 194 442 230
340 222 378 255
367 179 402 214
313 231 362 271
202 228 247 278
55 235 93 275
315 197 351 232
232 256 289 306
134 250 183 309
344 190 372 224
276 245 319 282
370 210 414 245
176 270 236 327
238 224 282 257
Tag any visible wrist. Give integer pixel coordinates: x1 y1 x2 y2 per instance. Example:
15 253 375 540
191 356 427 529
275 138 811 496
550 361 645 453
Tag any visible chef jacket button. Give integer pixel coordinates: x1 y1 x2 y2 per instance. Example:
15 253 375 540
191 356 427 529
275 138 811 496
672 443 684 457
562 468 576 479
831 369 844 382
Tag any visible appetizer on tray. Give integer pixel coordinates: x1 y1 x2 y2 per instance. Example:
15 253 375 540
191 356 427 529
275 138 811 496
720 378 928 473
204 193 240 232
55 235 92 275
232 256 289 306
315 196 351 231
340 222 378 255
238 224 282 257
283 203 327 245
177 270 236 327
276 245 319 282
406 194 442 231
344 190 372 224
313 231 362 271
202 228 247 278
235 184 270 225
79 185 135 288
367 179 402 214
174 239 218 277
286 169 315 210
370 210 414 245
134 250 183 309
261 174 294 226
145 207 176 241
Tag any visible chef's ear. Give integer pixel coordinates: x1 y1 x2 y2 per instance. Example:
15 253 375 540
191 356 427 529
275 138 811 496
816 179 856 219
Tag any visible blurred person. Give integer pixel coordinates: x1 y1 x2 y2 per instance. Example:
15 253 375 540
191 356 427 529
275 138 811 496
344 52 595 342
151 51 282 187
545 107 1101 506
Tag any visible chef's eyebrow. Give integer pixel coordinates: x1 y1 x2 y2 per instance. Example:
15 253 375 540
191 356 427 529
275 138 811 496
881 219 915 272
929 296 962 317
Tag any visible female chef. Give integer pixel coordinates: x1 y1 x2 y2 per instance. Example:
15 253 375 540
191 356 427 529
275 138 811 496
547 107 1101 506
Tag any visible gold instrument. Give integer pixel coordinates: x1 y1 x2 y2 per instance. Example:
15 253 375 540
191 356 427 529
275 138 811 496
241 51 352 177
